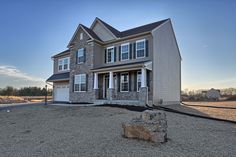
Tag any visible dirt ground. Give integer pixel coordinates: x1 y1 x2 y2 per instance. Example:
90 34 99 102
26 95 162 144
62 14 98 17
0 104 235 157
182 101 236 121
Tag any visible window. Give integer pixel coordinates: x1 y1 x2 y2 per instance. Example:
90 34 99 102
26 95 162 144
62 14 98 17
80 33 83 40
77 48 85 63
74 74 86 92
121 43 129 61
120 73 129 92
137 71 141 92
58 57 70 71
107 46 114 63
136 39 146 58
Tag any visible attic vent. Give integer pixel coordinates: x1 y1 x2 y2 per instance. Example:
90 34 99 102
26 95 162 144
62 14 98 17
80 33 83 40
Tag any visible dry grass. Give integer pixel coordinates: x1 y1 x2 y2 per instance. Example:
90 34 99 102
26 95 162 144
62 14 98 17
0 96 27 104
183 101 236 121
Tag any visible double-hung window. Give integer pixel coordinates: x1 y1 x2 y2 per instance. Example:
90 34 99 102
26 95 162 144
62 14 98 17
121 43 129 61
120 73 129 92
107 46 115 63
137 71 141 92
58 57 70 71
77 48 85 64
136 39 146 58
74 74 86 92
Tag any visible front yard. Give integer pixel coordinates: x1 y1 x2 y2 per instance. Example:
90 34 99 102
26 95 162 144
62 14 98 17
0 104 235 157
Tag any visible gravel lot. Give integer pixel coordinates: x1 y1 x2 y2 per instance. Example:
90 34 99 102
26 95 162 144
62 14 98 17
0 105 236 157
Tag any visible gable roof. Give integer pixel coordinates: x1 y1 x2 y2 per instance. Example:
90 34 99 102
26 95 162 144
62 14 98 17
92 17 169 38
80 24 102 42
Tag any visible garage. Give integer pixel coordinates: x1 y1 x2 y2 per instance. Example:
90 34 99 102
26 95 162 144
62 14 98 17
54 84 69 102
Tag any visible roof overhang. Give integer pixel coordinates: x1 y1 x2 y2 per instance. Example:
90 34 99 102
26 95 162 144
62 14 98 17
91 61 152 74
46 72 70 82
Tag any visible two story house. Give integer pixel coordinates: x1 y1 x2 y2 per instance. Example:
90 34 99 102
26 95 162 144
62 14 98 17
47 17 181 106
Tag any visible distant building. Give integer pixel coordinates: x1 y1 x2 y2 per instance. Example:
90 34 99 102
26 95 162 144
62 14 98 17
202 88 220 100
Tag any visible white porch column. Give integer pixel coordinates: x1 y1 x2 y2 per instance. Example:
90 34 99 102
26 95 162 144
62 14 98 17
93 73 98 89
109 71 114 89
141 68 147 87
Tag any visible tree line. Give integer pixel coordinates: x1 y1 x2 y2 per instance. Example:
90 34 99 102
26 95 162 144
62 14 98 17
0 86 52 96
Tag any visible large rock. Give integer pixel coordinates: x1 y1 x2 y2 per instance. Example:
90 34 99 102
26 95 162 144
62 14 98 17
122 110 167 143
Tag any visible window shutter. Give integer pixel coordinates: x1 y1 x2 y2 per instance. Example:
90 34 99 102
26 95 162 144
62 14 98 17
147 71 150 91
118 46 121 61
104 49 107 63
83 48 86 63
86 74 88 91
129 72 132 91
72 76 75 92
133 43 136 59
145 40 149 57
114 47 117 62
76 50 78 64
134 72 137 91
129 43 132 59
117 73 120 92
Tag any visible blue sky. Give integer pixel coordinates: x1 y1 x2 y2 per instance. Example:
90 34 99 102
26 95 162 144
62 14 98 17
0 0 235 90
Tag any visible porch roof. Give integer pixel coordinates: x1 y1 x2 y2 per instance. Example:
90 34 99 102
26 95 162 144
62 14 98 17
46 72 70 82
91 60 152 73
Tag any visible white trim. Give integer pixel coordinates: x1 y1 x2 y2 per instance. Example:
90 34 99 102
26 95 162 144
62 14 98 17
74 74 87 92
58 57 70 72
121 43 130 61
106 46 115 63
136 39 146 59
77 48 85 64
120 72 129 92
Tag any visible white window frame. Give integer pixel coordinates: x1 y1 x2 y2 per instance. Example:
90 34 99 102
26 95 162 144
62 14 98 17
80 32 83 40
137 71 141 92
74 74 86 92
136 39 146 59
58 57 70 72
106 46 115 63
121 43 130 61
120 72 129 92
77 48 84 64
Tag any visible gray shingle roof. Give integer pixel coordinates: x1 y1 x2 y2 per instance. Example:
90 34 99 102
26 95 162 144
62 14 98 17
52 49 70 58
80 24 103 42
46 72 70 82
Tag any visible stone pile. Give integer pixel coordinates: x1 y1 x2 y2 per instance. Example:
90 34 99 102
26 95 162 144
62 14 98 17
122 110 167 143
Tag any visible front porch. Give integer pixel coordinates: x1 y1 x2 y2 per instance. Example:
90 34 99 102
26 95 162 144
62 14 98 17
91 61 153 106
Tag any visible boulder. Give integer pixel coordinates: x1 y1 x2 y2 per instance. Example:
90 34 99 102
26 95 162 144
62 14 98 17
122 110 167 143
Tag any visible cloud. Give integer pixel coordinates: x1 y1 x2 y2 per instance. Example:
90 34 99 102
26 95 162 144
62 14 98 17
0 65 45 82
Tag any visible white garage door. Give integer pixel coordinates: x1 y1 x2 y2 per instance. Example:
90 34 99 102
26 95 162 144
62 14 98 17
54 84 69 102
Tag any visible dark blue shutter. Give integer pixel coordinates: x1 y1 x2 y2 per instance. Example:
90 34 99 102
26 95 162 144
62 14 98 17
114 47 117 62
118 46 121 61
86 74 88 91
129 72 132 91
147 71 150 91
129 43 132 59
117 73 120 92
76 50 78 64
145 40 149 57
133 43 136 59
104 49 107 63
83 48 86 63
134 72 137 91
72 75 75 92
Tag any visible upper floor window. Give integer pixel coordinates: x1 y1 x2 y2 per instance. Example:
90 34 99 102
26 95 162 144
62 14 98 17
136 39 146 58
80 33 83 40
137 71 141 92
121 43 129 61
74 74 86 92
77 48 85 64
58 57 70 71
107 46 115 63
120 73 129 92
